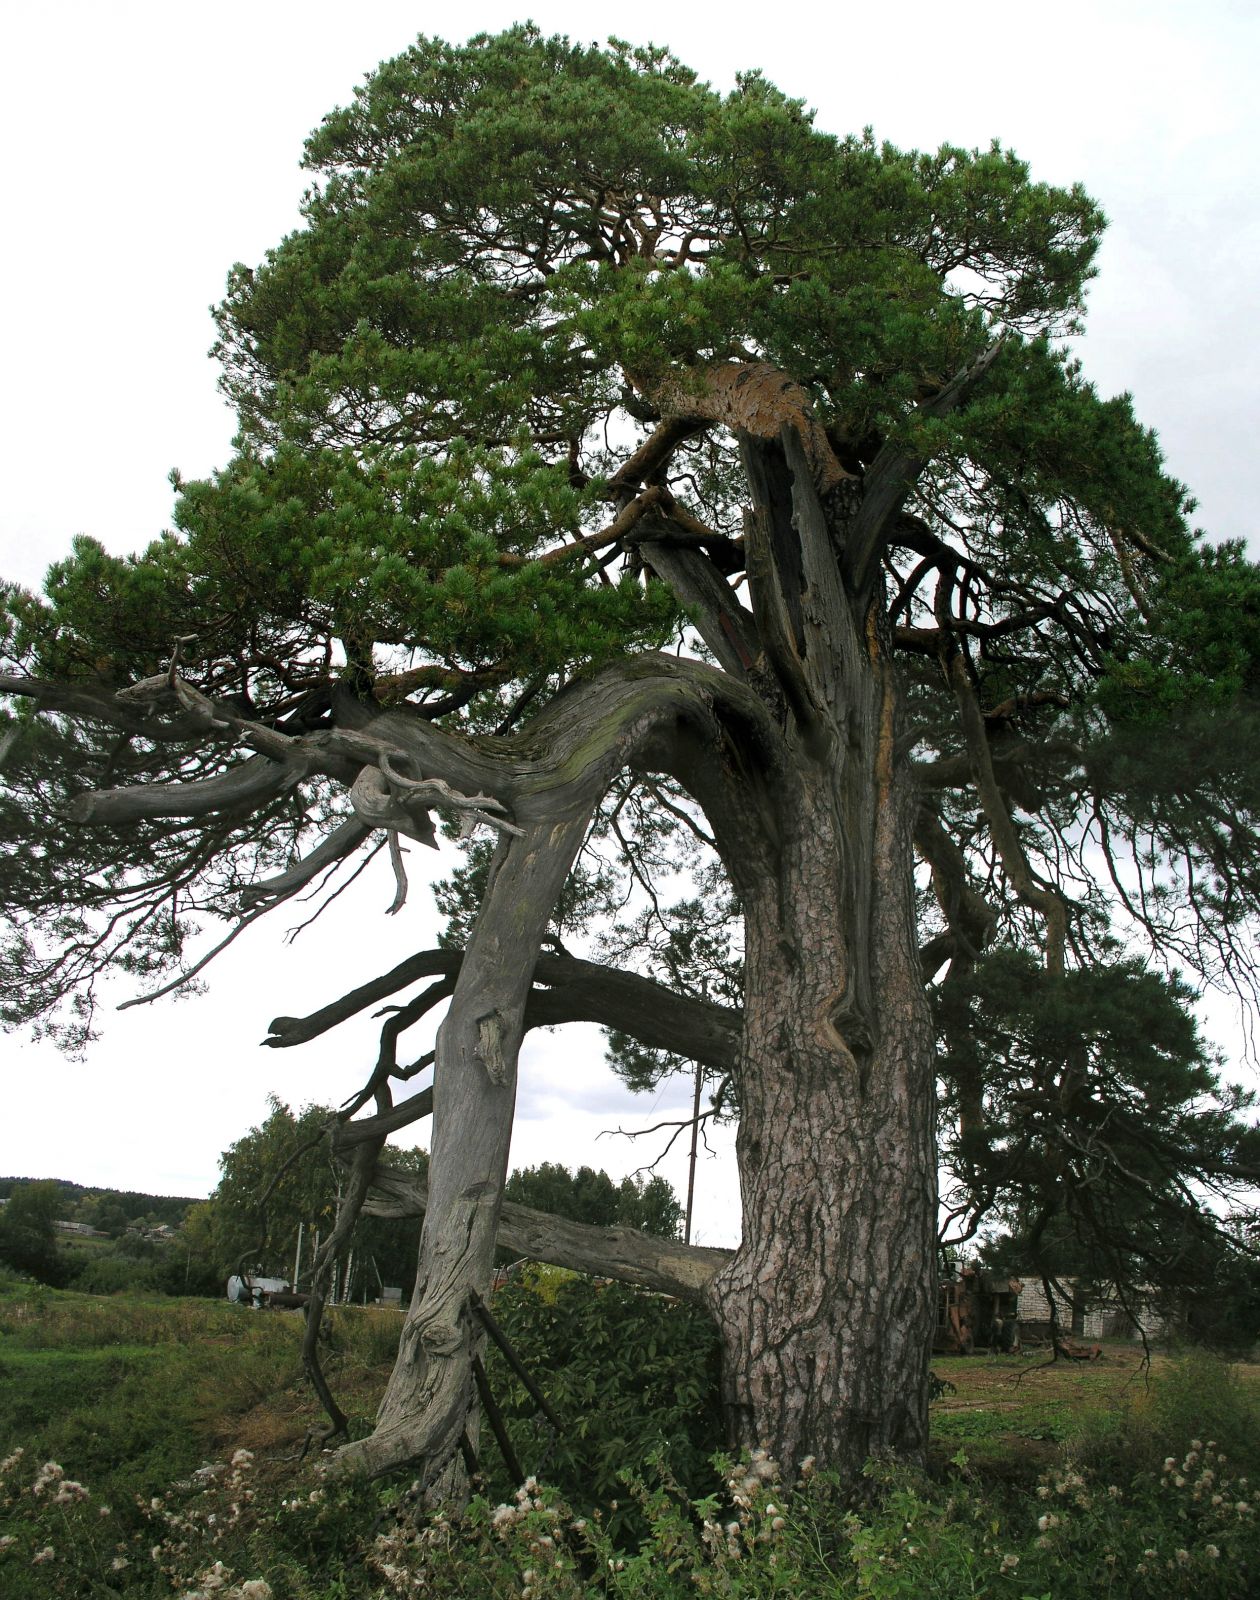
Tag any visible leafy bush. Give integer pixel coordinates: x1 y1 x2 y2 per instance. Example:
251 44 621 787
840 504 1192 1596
0 1184 67 1287
67 1254 157 1297
481 1277 724 1535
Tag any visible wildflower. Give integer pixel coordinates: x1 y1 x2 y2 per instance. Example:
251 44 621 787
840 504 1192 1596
798 1455 816 1478
1205 1545 1220 1560
0 1448 23 1474
32 1461 65 1493
53 1479 89 1504
230 1450 253 1468
1174 1475 1186 1488
1163 1457 1177 1472
1143 1548 1158 1558
1192 1439 1203 1452
33 1546 55 1563
1175 1549 1190 1566
238 1586 272 1600
491 1504 516 1529
111 1556 130 1571
1212 1494 1224 1506
1036 1484 1051 1499
0 1535 16 1552
771 1516 786 1532
1037 1513 1060 1532
1000 1554 1020 1573
1107 1485 1122 1499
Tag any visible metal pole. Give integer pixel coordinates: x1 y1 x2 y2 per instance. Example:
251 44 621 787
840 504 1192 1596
292 1221 303 1290
685 1057 703 1246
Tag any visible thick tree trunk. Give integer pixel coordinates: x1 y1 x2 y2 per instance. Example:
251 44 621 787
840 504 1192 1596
698 435 939 1476
324 416 938 1484
707 764 937 1474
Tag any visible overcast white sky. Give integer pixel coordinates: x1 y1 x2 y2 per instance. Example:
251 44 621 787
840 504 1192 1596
1 2 1257 1241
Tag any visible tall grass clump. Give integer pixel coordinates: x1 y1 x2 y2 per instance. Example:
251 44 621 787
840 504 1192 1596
1071 1348 1260 1483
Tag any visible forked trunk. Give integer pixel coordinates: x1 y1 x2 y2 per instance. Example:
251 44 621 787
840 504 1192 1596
699 440 939 1473
334 425 940 1485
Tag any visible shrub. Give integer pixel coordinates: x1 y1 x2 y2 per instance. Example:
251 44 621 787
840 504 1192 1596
1072 1348 1260 1483
480 1277 724 1536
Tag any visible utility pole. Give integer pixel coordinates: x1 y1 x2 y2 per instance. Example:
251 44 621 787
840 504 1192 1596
684 979 706 1246
684 1058 703 1245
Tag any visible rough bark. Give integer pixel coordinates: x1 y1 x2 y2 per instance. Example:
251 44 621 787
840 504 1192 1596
678 431 938 1475
706 763 937 1472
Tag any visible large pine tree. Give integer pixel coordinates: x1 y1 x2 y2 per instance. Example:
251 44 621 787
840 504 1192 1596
3 28 1258 1481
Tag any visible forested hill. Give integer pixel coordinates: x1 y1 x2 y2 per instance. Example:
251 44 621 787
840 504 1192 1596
0 1178 197 1229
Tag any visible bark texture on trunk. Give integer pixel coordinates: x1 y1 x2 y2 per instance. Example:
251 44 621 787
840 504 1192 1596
707 762 936 1474
631 429 940 1476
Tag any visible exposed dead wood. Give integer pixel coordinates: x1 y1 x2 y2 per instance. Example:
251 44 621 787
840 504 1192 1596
266 948 742 1070
647 362 851 493
365 1163 731 1303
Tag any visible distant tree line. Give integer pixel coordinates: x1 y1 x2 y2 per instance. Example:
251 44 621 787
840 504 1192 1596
0 1102 685 1301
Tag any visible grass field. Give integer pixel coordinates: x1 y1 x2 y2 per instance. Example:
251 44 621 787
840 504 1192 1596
1 1281 1257 1598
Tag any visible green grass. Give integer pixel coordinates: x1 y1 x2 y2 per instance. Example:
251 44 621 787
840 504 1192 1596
1 1284 1257 1599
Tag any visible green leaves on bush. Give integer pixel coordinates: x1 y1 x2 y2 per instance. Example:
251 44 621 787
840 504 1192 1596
481 1276 724 1534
